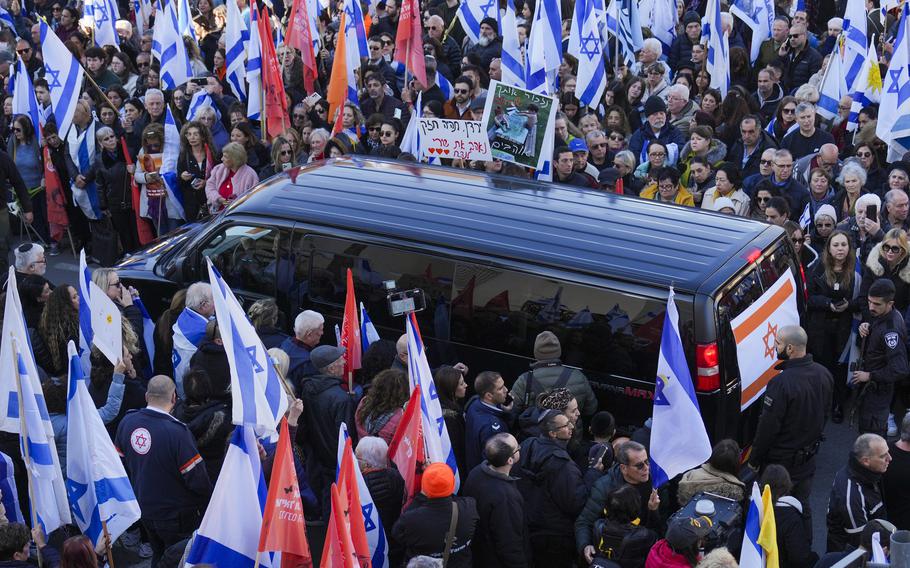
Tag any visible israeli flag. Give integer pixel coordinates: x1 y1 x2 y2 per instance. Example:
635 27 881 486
152 0 193 90
847 40 882 131
817 47 848 121
134 298 156 379
739 483 764 568
247 1 263 121
337 424 388 568
0 6 17 35
457 0 500 44
343 0 369 105
0 452 24 523
11 59 43 146
405 313 460 490
876 1 910 161
0 268 71 534
525 0 562 94
134 0 151 36
568 0 606 108
839 258 863 366
85 0 120 47
704 0 730 97
185 426 273 568
360 302 380 352
39 19 84 137
400 92 438 164
437 73 454 101
160 107 186 221
67 121 102 220
649 287 712 488
615 0 643 65
78 251 93 374
186 91 221 122
177 0 198 40
225 0 249 101
646 0 678 55
731 0 773 62
65 341 141 549
207 259 289 437
171 307 208 397
501 0 525 88
843 0 867 91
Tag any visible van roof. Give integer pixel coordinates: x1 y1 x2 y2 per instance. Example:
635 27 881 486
232 157 779 293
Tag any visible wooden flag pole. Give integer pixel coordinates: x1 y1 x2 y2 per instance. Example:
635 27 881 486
253 551 261 568
102 520 116 568
11 338 43 568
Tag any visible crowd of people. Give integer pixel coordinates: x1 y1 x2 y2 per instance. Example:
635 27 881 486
0 0 909 565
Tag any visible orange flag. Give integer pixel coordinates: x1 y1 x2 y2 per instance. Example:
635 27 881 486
337 438 371 567
321 483 358 568
285 0 316 93
340 268 362 388
388 387 424 509
258 5 289 141
259 418 313 568
394 0 427 87
326 10 349 124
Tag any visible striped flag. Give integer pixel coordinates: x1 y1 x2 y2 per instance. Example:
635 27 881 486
847 39 882 131
359 302 380 352
246 1 263 120
151 0 193 90
11 58 43 146
501 0 525 88
525 0 562 94
704 0 730 97
225 0 249 101
337 424 388 567
876 1 910 161
817 42 848 121
39 19 83 137
568 0 606 107
615 0 643 65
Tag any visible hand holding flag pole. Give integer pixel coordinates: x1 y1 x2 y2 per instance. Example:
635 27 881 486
101 520 115 568
10 338 43 568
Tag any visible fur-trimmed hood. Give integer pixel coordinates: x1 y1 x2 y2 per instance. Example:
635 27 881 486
866 242 910 283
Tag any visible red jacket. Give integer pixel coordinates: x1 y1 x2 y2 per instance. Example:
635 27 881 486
645 539 693 568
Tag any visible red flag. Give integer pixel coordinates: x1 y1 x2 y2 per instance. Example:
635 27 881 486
259 5 289 141
259 418 314 568
388 387 424 509
340 268 362 386
394 0 427 88
337 438 371 567
285 0 316 93
483 290 510 313
42 145 68 243
451 276 476 318
321 484 358 568
615 177 624 195
120 138 155 246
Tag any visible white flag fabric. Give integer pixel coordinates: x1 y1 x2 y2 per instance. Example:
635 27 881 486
225 0 249 101
359 302 380 352
730 271 799 410
338 424 389 568
876 1 910 161
0 268 71 533
730 0 774 62
88 282 122 366
704 0 730 97
78 251 93 374
161 107 186 221
525 0 561 94
501 0 525 88
85 0 120 47
847 39 882 131
739 483 764 568
177 0 198 40
152 0 193 90
11 58 43 146
66 341 141 549
246 1 263 121
342 0 369 105
171 307 208 397
185 426 273 567
817 46 848 121
405 313 460 490
457 0 499 44
843 0 867 91
207 260 289 437
39 19 84 137
568 0 606 107
648 0 678 54
649 287 712 487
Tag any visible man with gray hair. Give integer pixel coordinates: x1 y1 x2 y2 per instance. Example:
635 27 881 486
781 101 834 159
299 345 361 518
172 282 214 396
115 376 212 565
827 433 891 552
883 413 910 529
666 84 696 137
13 243 45 282
584 130 609 171
280 309 325 390
793 142 841 186
749 325 832 506
883 189 910 232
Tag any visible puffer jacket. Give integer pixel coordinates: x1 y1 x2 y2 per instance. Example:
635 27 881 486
677 139 728 188
362 466 405 542
860 242 910 313
392 494 479 568
516 436 588 540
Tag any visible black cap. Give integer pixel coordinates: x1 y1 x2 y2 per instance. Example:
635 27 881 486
598 167 621 185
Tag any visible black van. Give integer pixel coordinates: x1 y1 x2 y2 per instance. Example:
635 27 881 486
116 157 806 444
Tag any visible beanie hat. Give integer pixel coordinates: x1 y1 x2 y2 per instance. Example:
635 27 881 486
712 197 736 212
683 10 701 25
480 17 499 34
644 96 667 117
534 331 562 360
536 387 574 411
814 203 837 223
422 463 455 498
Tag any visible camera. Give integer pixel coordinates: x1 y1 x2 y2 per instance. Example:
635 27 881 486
384 280 427 316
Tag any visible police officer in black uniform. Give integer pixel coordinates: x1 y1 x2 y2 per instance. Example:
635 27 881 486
749 325 833 506
853 278 909 436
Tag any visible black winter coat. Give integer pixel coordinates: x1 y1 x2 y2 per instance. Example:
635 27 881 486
173 399 233 482
462 463 531 568
256 325 290 350
363 467 405 567
189 339 232 398
775 46 822 94
298 374 361 469
441 399 466 476
516 436 588 540
806 262 859 366
860 243 910 313
775 496 818 567
392 494 479 568
95 147 132 211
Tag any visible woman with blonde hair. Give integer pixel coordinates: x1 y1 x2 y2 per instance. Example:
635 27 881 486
861 228 910 313
205 142 259 212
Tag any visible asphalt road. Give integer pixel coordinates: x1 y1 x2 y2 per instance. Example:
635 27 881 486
40 247 862 564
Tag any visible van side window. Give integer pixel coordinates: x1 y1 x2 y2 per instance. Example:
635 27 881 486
449 263 668 381
305 236 455 339
199 224 288 298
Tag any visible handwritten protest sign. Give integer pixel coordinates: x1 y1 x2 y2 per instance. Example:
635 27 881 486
480 80 558 171
418 118 492 161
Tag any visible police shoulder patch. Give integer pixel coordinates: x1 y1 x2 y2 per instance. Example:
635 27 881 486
885 332 900 349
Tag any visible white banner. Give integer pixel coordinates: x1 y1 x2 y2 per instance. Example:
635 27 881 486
418 118 492 162
730 271 799 410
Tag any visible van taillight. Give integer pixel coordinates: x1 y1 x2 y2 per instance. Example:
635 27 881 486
695 342 720 392
798 264 809 302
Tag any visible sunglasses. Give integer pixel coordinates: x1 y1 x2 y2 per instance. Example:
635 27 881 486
454 88 469 94
815 222 833 228
16 48 30 54
882 244 904 254
760 159 773 165
782 107 796 114
608 135 624 141
11 127 21 133
791 237 804 244
380 131 395 136
757 196 771 203
381 39 393 45
280 150 293 156
592 142 608 148
293 114 306 120
856 152 872 158
624 460 649 470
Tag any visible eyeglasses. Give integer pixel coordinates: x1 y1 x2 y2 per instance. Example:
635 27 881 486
791 237 805 244
882 244 904 254
380 130 395 137
649 152 666 157
428 25 439 30
137 61 150 68
789 33 803 38
108 279 122 288
453 88 469 94
381 39 393 45
658 182 676 190
592 142 608 148
608 135 624 141
782 107 796 114
52 5 62 10
760 159 773 165
293 114 306 120
623 460 649 470
774 162 793 168
368 126 381 132
815 222 833 228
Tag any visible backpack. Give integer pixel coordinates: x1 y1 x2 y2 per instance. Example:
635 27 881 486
516 367 574 441
670 491 743 553
592 517 658 568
